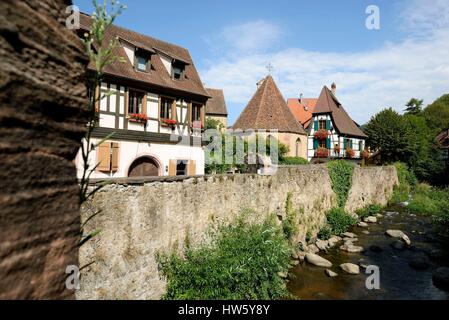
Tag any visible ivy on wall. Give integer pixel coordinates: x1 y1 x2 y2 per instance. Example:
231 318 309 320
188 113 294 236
327 160 355 208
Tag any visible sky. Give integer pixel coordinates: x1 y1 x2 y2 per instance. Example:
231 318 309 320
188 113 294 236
74 0 449 126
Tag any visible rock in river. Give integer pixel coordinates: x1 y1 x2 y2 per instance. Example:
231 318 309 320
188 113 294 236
325 269 338 277
315 240 329 251
357 221 369 227
341 232 357 239
307 244 320 254
363 216 377 223
340 243 364 253
433 267 449 291
386 229 411 246
305 253 333 268
340 263 360 275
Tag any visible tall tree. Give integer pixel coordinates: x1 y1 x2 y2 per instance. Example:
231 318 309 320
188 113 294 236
404 98 424 115
423 94 449 133
364 108 413 164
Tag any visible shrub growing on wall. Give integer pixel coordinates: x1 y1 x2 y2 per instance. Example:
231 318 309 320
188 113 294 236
327 160 355 208
157 214 292 300
326 207 357 235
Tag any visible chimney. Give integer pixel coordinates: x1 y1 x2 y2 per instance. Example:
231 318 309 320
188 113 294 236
299 93 303 103
331 82 337 96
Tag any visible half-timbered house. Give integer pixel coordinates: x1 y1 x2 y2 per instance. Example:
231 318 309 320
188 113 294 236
76 13 208 178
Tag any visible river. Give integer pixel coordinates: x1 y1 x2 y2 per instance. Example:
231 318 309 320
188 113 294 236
287 204 449 299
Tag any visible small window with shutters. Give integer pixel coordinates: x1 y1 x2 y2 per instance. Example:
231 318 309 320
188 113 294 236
97 142 120 172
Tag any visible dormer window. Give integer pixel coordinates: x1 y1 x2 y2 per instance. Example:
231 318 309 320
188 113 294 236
136 55 148 72
172 61 185 80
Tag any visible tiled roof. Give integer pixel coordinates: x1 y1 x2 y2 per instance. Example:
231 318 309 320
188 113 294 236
287 98 318 125
233 76 306 134
205 88 228 116
314 86 368 138
79 13 209 99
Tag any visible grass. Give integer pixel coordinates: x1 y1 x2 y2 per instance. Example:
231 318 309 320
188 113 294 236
356 204 383 219
280 157 309 165
408 183 449 219
157 214 292 300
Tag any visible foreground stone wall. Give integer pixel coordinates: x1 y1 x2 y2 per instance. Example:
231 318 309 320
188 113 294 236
77 165 397 300
0 0 88 299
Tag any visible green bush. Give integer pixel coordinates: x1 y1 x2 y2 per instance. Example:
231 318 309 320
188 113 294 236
282 193 299 241
408 184 449 218
326 207 357 235
280 157 309 165
157 215 292 300
327 160 354 208
356 204 383 219
317 225 332 240
394 162 417 188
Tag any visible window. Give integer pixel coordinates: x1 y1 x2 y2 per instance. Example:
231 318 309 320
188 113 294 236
128 90 145 114
319 120 327 130
192 103 202 123
319 139 327 148
176 160 188 176
160 97 173 119
135 55 148 72
173 66 183 79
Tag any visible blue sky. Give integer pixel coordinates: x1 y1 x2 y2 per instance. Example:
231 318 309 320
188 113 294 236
75 0 449 125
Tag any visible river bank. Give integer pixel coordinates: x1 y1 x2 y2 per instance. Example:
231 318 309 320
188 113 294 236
288 203 449 299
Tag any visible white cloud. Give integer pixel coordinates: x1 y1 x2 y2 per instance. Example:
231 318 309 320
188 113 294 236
401 0 449 37
201 2 449 125
220 20 282 53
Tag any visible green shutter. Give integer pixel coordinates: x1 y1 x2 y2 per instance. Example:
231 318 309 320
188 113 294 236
314 120 318 131
326 119 331 130
343 138 347 149
326 137 331 149
350 139 353 148
313 138 318 150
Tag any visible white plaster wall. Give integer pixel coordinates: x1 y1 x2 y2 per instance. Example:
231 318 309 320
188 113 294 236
121 41 135 65
159 54 172 75
76 139 205 179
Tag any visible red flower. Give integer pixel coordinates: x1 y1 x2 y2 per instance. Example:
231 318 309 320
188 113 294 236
361 149 370 159
162 119 177 125
129 113 148 123
314 129 329 140
315 147 329 158
346 147 355 159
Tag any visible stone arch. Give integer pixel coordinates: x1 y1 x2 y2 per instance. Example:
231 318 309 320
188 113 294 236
295 138 301 157
128 156 161 177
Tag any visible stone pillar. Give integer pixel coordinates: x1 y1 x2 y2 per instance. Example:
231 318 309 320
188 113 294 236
0 0 88 299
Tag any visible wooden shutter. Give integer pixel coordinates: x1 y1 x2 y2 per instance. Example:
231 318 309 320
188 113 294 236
313 138 318 150
350 139 353 149
97 142 111 172
326 119 331 130
168 159 177 176
187 160 196 176
326 138 331 149
314 120 318 131
111 142 120 172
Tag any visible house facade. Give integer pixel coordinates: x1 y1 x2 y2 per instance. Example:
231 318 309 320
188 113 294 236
76 14 208 179
205 88 228 131
436 128 449 165
288 83 367 162
233 76 308 159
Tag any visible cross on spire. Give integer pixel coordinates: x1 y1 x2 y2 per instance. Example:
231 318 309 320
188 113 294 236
266 63 274 74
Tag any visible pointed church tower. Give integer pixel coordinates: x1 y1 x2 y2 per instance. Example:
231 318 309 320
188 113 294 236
233 76 307 158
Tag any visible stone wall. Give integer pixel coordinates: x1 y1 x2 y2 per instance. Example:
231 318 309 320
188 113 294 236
77 165 398 300
0 0 88 299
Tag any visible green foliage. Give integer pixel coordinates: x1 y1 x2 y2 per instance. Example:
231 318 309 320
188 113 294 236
326 207 357 235
394 162 417 187
408 184 449 217
404 98 423 115
356 204 382 219
282 193 299 241
205 118 223 131
317 225 332 241
280 157 309 165
423 94 449 134
364 108 414 164
305 231 312 244
157 215 292 300
327 160 354 208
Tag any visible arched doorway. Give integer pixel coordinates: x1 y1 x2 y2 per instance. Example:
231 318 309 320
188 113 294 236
128 157 160 177
295 138 301 157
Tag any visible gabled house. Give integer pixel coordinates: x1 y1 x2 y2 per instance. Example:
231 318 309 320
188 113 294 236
307 83 368 161
75 13 209 178
233 76 308 158
205 88 228 130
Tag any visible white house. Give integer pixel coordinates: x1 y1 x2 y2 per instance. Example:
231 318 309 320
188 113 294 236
75 13 208 179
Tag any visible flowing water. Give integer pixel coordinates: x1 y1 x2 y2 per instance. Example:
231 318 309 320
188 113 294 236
287 205 449 300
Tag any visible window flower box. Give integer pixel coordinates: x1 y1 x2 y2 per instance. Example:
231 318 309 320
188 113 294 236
345 147 355 159
315 147 329 158
161 119 177 127
128 113 148 124
314 129 329 140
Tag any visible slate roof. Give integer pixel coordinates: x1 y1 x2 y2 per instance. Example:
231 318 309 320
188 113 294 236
232 76 306 134
205 88 228 116
314 86 368 138
79 13 209 99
